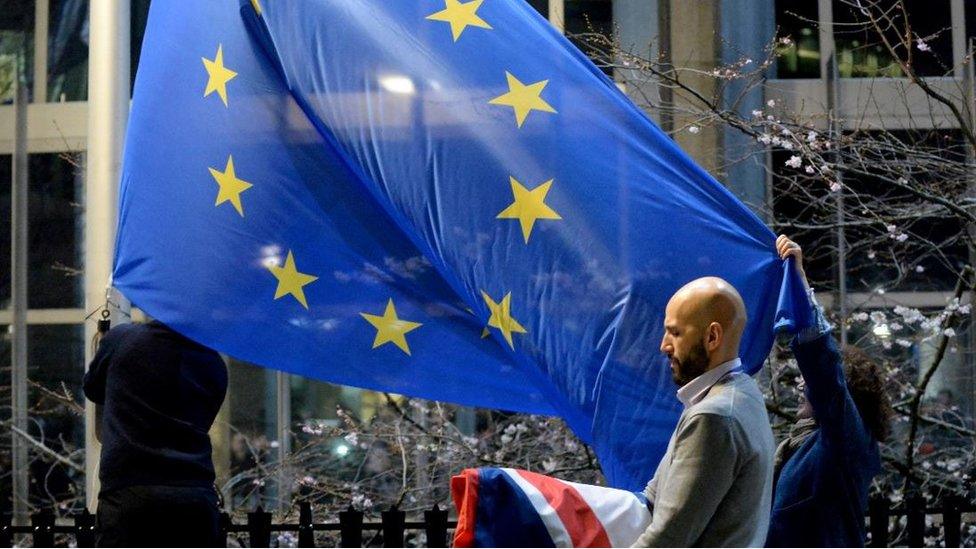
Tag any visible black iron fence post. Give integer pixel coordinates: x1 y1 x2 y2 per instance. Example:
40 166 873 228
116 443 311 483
31 512 55 548
907 495 926 548
74 510 96 548
942 495 962 548
339 507 364 548
0 515 11 548
424 504 449 548
382 506 406 548
2 496 973 548
248 506 273 548
298 501 315 548
219 512 232 547
869 496 890 548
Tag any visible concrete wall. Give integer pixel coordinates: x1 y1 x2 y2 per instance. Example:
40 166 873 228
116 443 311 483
613 0 773 215
719 0 776 214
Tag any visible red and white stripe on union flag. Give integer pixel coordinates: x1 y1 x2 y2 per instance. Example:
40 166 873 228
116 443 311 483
452 468 651 547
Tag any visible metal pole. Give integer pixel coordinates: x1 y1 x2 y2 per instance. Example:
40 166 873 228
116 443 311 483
826 53 848 346
966 39 976 420
549 0 565 33
84 0 131 512
275 371 291 511
11 61 30 529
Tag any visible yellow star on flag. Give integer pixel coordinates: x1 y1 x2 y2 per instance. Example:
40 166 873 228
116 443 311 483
208 155 253 217
268 251 318 309
360 299 423 355
488 72 556 127
481 290 527 349
497 176 562 243
426 0 492 42
202 44 237 107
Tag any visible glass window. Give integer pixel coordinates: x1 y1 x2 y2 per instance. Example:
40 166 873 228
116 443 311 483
48 0 89 102
771 130 968 293
28 153 84 309
565 0 613 75
225 359 277 511
775 0 820 78
0 0 34 103
526 0 549 18
968 2 976 53
840 130 967 292
26 324 87 513
290 377 344 431
770 149 837 289
130 0 151 93
833 0 952 78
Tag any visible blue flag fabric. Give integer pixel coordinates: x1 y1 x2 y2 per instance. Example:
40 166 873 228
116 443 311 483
114 0 809 491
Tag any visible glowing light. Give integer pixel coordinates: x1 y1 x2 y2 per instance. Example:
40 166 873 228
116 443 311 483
380 75 415 95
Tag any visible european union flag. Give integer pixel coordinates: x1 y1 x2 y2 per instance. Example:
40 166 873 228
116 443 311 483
114 0 809 491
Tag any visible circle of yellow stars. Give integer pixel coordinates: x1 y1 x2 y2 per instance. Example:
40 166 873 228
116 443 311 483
198 1 570 356
425 0 561 350
201 38 325 319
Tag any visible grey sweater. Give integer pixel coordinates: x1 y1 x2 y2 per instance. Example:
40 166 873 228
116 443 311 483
632 372 775 547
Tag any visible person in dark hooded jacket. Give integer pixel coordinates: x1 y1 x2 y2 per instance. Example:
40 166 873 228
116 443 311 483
766 235 893 547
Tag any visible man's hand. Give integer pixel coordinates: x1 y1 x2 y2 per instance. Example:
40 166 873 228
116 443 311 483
776 234 808 285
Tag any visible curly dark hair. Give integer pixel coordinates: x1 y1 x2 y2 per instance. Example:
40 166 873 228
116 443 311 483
841 346 894 442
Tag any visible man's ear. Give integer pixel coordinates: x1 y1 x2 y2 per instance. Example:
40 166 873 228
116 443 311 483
706 322 723 351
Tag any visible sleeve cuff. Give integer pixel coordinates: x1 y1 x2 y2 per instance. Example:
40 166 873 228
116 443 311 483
796 287 832 344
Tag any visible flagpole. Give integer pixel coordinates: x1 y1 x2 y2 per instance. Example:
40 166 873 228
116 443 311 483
85 0 131 511
10 57 29 532
826 52 848 346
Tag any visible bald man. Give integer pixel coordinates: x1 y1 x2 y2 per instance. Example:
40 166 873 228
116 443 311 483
632 277 774 547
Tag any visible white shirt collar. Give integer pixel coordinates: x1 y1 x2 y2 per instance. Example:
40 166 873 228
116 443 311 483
676 357 742 407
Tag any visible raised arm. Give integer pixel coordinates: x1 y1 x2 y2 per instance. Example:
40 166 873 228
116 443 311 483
777 235 873 451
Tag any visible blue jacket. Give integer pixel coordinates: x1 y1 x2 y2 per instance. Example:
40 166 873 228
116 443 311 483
765 333 881 547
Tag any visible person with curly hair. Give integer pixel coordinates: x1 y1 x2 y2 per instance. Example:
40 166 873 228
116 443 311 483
766 235 894 547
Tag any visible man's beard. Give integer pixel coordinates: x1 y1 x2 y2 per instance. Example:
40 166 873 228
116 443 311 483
672 339 709 386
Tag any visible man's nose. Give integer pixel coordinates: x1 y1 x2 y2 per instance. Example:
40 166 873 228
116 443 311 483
660 335 670 354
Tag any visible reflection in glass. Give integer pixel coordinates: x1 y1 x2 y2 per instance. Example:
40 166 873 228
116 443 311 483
832 0 951 78
291 376 343 432
48 0 89 102
775 0 820 78
0 0 34 103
